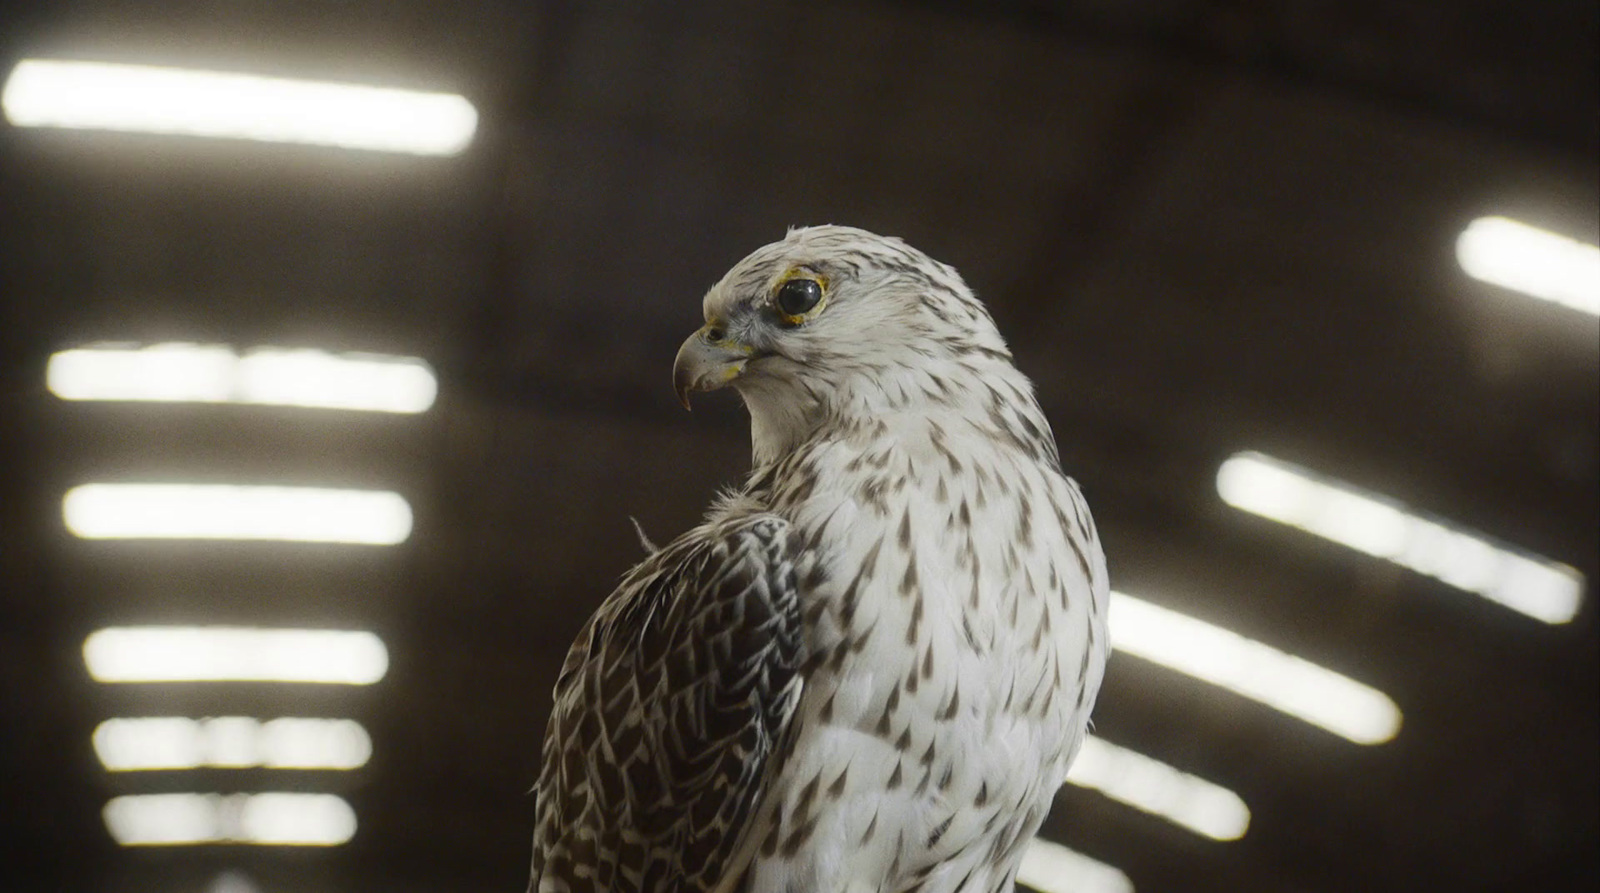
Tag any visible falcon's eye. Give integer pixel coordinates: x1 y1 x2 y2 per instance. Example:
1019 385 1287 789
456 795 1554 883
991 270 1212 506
776 278 823 319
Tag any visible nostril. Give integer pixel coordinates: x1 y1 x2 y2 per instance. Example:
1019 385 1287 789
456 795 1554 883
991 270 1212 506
705 327 725 343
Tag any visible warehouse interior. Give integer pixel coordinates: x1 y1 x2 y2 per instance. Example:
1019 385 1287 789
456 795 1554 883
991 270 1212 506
0 2 1595 892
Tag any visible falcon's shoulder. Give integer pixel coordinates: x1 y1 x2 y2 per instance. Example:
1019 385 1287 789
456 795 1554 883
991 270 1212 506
530 512 810 893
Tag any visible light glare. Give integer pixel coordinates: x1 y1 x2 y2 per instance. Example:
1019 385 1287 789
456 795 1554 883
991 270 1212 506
1067 737 1250 841
1110 591 1402 744
84 626 388 685
1016 838 1134 893
4 59 476 155
208 872 260 893
48 343 437 413
1218 452 1583 624
102 793 356 846
1456 216 1600 316
93 717 371 770
63 483 412 544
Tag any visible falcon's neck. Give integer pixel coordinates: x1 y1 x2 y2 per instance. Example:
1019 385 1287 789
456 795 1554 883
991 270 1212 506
739 355 1058 473
744 382 822 468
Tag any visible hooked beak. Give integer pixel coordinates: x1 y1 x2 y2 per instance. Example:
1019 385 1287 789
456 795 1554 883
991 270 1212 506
673 325 754 409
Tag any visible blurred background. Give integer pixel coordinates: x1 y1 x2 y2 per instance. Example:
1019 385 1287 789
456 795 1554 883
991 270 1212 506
1 2 1596 892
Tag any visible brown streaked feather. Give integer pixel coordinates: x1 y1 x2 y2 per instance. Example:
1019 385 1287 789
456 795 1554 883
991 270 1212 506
529 514 809 893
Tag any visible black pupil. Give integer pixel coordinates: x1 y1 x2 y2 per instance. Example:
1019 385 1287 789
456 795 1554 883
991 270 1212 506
778 279 822 316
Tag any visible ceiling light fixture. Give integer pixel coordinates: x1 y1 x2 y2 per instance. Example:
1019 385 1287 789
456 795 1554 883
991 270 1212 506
63 483 413 544
1218 451 1583 624
83 626 388 685
1111 591 1401 744
93 717 372 771
47 343 437 414
1456 216 1600 316
1066 737 1250 841
1016 838 1135 893
102 792 356 846
3 59 476 155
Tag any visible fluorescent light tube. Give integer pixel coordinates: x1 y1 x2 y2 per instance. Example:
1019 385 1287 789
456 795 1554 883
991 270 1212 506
4 59 476 155
47 343 437 413
1017 838 1135 893
1110 591 1401 745
63 484 413 545
1457 216 1600 316
102 793 356 846
83 626 388 685
1067 737 1250 841
93 717 372 770
1218 451 1584 624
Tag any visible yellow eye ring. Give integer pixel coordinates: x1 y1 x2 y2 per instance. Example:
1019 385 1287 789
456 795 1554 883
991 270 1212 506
773 271 828 325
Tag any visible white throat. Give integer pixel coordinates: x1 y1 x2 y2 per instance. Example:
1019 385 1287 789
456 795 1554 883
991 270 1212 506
740 378 824 467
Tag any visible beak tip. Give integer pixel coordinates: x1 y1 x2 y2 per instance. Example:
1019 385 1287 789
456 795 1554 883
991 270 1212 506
674 327 747 412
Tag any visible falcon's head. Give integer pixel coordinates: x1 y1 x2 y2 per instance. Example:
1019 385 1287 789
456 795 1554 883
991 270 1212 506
674 225 1029 464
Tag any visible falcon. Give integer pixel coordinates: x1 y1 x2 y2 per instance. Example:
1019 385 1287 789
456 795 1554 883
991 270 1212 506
528 226 1109 893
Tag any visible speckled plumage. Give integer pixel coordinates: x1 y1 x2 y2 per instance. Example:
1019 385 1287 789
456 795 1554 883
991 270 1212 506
529 226 1109 893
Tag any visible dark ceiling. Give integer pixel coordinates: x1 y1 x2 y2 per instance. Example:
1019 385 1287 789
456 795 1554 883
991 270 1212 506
1 2 1596 892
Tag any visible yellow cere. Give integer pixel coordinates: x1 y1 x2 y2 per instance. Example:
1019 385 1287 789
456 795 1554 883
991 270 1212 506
704 322 756 355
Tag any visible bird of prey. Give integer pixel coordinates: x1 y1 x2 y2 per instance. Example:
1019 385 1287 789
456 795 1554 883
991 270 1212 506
529 226 1108 893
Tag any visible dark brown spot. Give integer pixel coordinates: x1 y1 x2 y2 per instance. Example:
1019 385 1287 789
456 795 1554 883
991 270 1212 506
795 774 821 817
941 686 961 720
900 560 919 598
829 643 850 671
1067 530 1091 583
827 767 849 799
851 621 875 653
780 816 819 857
